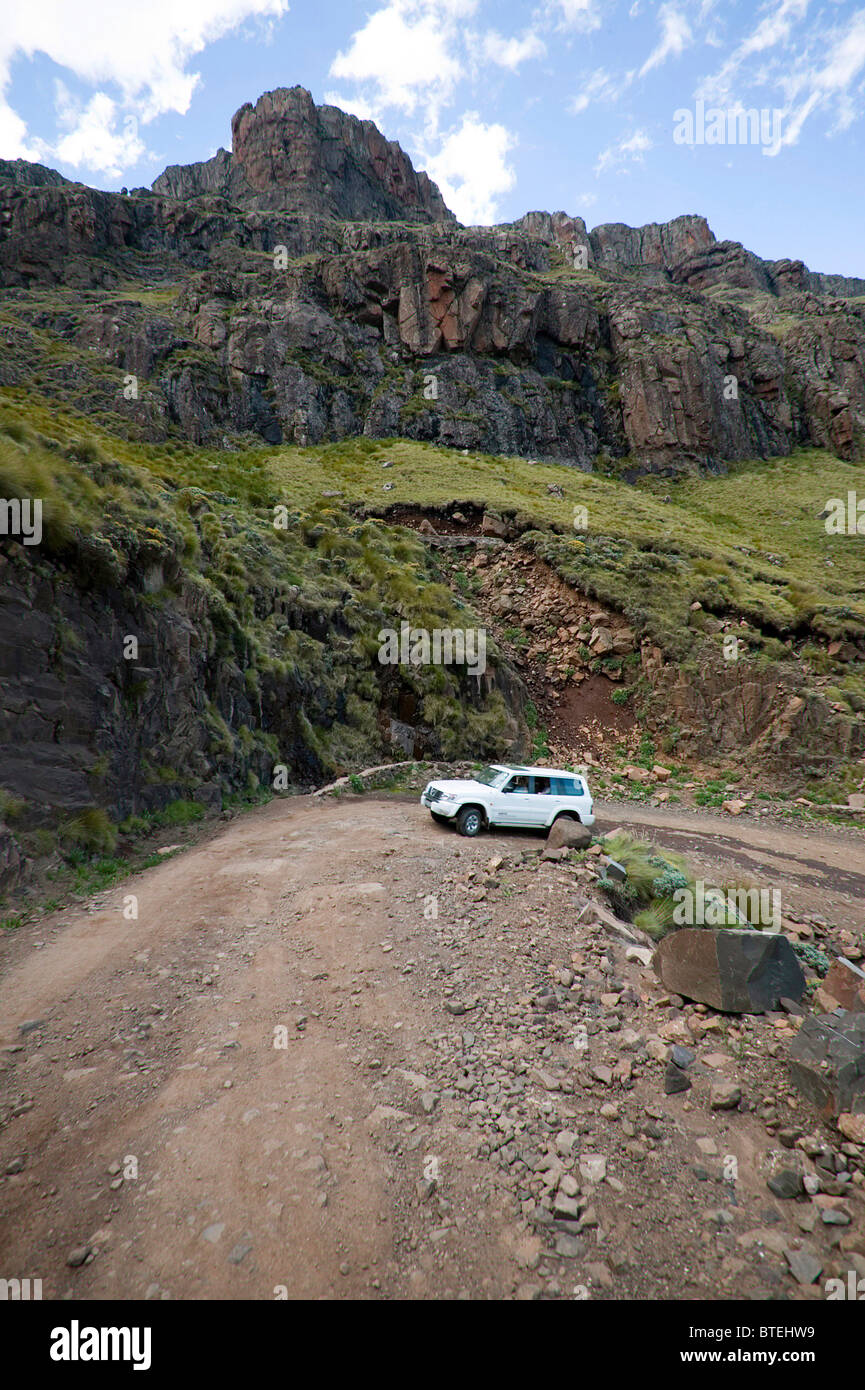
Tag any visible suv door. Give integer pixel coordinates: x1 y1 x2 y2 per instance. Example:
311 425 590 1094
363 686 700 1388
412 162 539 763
495 774 535 825
526 775 557 826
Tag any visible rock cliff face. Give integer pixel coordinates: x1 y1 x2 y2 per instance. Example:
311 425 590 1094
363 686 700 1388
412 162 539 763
0 479 528 888
1 107 863 473
152 87 454 224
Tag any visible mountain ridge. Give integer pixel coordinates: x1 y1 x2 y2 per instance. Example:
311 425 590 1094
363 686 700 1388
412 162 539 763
0 87 863 472
151 86 455 224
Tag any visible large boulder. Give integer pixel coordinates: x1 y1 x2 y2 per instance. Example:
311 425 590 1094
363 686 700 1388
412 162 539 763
653 928 805 1013
820 957 865 1013
788 1011 865 1117
546 818 592 851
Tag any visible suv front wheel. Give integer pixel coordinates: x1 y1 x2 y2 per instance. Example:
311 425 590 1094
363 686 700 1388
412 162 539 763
457 806 483 837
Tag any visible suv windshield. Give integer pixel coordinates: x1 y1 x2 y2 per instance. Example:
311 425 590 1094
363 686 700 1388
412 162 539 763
473 766 507 787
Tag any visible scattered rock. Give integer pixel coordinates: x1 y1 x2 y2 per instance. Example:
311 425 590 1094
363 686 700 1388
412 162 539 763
783 1245 823 1285
838 1112 865 1143
540 846 569 863
664 1062 692 1094
17 1020 44 1036
626 946 654 967
821 1208 851 1226
710 1080 742 1111
604 859 628 883
227 1236 253 1265
788 1010 865 1116
580 1154 607 1183
822 958 865 1013
670 1044 695 1069
767 1170 804 1200
554 1233 585 1259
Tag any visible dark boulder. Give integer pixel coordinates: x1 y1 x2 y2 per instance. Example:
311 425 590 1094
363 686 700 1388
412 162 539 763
653 928 806 1013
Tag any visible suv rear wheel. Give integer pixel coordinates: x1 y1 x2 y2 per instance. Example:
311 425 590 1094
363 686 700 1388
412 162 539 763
457 806 483 837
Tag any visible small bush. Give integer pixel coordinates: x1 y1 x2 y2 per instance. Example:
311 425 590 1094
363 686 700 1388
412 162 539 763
792 942 831 977
157 799 206 827
61 808 117 856
0 790 27 824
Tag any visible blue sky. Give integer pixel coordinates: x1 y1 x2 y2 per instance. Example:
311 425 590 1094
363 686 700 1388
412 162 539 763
2 1 864 275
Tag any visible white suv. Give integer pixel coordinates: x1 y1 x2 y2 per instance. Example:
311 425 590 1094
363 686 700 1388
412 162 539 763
420 764 595 837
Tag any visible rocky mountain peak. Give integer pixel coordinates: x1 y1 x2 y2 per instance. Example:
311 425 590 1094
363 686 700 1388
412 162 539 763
151 85 455 224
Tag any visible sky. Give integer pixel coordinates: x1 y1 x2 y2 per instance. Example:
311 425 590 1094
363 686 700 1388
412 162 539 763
1 0 864 275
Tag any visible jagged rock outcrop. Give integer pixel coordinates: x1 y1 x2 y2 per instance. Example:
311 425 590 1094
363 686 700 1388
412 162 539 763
1 89 864 472
639 641 865 770
152 87 454 224
590 214 715 276
516 208 865 300
0 158 72 189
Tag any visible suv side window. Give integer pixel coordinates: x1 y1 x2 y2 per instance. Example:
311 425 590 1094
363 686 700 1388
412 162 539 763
504 776 529 793
532 777 551 795
549 778 584 795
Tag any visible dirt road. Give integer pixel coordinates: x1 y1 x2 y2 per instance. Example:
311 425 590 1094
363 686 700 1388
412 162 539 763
1 797 863 1301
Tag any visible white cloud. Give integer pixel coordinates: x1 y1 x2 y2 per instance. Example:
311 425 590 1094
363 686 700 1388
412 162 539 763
323 90 383 123
594 127 652 175
546 0 603 33
696 2 865 151
697 0 809 105
329 0 478 126
575 189 598 207
639 2 693 78
53 84 147 178
733 0 809 64
817 8 865 92
0 96 40 161
569 68 622 113
424 111 516 223
780 7 865 145
482 29 546 70
0 0 289 172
